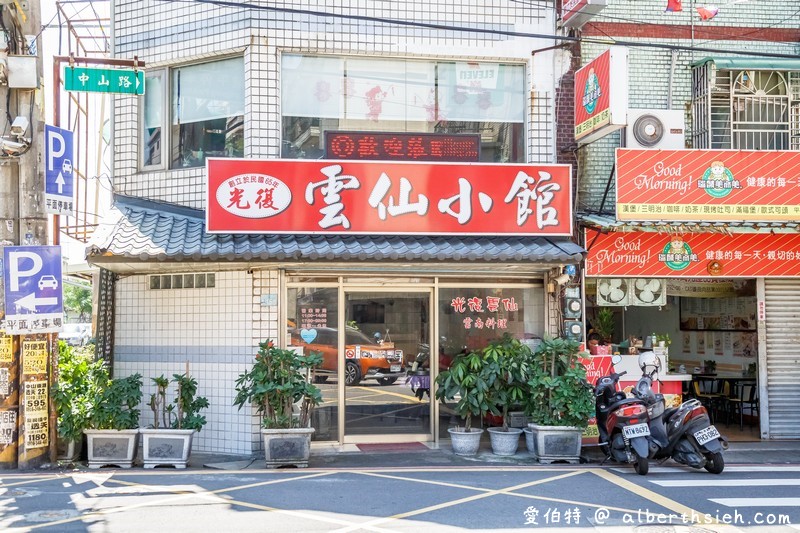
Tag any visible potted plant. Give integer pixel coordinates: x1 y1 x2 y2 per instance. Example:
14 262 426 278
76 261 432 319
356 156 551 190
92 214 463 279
483 334 531 456
140 373 209 469
84 373 143 469
53 341 108 461
524 337 594 464
593 307 615 345
234 340 323 468
435 349 492 456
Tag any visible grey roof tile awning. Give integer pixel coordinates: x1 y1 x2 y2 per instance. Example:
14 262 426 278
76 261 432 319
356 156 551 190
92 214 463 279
87 197 585 267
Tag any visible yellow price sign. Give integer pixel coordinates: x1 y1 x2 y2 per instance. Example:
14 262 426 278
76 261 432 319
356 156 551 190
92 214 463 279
0 333 12 363
22 341 47 375
25 381 48 416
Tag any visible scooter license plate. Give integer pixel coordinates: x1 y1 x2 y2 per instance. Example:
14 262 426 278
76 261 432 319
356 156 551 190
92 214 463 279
694 425 721 445
390 365 401 372
622 423 650 438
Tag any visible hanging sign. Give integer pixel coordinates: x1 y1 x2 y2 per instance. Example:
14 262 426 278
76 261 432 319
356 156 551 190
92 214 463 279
207 159 573 236
585 228 800 278
1 245 64 334
325 132 480 162
562 0 608 29
616 149 800 221
574 47 628 144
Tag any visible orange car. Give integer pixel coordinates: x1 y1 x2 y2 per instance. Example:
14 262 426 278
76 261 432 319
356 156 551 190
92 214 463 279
290 327 404 386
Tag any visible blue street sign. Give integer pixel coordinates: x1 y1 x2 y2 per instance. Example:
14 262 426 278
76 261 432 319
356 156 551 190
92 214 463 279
2 246 63 334
44 125 75 216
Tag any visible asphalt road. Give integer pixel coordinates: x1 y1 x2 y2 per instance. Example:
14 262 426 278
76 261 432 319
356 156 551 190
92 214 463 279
2 463 799 532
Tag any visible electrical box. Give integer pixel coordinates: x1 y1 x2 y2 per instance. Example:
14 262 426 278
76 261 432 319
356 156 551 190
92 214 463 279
8 55 37 88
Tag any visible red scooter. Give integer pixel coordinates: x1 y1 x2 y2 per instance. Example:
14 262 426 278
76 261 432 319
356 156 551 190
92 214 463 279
595 370 651 475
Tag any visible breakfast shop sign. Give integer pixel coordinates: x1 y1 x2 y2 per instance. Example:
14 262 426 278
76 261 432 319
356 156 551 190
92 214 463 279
206 159 572 236
585 228 800 278
616 149 800 221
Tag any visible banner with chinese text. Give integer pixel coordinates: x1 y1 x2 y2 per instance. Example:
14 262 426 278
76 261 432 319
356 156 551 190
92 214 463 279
574 47 627 143
585 228 800 278
207 159 572 236
616 149 800 221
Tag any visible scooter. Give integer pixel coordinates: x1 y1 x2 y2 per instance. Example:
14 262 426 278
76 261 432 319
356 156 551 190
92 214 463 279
594 370 651 475
631 362 728 474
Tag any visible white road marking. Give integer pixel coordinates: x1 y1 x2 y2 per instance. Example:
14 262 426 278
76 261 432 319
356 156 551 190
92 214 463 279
651 478 800 487
710 498 800 507
613 465 800 474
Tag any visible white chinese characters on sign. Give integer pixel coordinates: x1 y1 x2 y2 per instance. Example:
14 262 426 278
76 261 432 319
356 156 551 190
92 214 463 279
504 171 562 228
368 173 429 220
305 164 361 229
438 178 493 225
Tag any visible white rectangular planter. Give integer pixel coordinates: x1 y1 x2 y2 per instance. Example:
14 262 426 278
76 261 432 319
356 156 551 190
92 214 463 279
57 437 81 462
527 424 583 464
85 429 139 469
140 428 196 469
262 427 314 468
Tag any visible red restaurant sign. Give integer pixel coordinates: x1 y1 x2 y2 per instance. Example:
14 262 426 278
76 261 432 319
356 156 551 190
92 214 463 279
206 159 573 235
616 149 800 221
585 228 800 278
574 47 628 144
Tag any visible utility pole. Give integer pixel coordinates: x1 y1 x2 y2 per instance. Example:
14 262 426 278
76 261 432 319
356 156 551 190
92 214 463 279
0 0 49 469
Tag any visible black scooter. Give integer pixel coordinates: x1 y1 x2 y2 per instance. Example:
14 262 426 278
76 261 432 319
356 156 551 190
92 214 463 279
595 370 651 475
631 368 728 473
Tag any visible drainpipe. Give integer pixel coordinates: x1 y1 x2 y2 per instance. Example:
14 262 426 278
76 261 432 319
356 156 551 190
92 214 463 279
668 49 677 109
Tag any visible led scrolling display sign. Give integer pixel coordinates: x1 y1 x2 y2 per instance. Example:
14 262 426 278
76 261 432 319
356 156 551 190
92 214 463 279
206 159 573 236
325 132 481 162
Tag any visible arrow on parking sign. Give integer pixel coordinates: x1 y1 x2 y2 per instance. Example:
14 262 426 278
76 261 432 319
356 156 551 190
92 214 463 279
15 293 59 312
55 172 65 194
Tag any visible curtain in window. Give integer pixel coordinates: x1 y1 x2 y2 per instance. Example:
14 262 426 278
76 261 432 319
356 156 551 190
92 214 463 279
344 59 435 122
438 63 525 123
172 57 245 125
282 54 344 119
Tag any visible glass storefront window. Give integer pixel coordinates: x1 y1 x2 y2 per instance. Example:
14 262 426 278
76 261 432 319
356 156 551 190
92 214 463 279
437 286 544 438
281 55 526 163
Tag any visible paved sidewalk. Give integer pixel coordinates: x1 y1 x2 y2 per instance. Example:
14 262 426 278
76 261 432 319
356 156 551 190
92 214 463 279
186 439 800 472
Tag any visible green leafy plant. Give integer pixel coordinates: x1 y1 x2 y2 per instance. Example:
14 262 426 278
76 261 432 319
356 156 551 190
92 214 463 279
89 373 144 430
482 334 532 431
234 340 323 429
53 341 109 442
64 284 92 321
435 349 491 432
148 373 209 431
524 337 594 428
656 333 672 347
703 360 717 374
594 307 615 344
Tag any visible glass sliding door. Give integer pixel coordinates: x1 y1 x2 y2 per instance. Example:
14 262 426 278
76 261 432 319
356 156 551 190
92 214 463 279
343 290 432 439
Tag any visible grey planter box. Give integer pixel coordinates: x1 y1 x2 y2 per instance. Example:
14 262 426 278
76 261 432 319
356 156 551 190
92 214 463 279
447 427 483 456
262 427 314 468
85 429 139 469
527 423 583 464
140 428 196 469
487 427 523 456
57 437 81 462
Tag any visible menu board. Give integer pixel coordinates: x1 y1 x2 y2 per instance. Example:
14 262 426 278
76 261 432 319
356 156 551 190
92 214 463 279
679 296 757 332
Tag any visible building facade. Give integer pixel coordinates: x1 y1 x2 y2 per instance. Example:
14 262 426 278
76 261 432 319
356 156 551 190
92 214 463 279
562 1 800 439
91 1 584 454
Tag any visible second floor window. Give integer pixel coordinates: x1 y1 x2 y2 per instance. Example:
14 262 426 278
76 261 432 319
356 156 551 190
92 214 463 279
142 56 245 170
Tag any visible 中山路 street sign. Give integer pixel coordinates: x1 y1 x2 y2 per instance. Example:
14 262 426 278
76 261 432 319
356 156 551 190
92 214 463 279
64 66 145 95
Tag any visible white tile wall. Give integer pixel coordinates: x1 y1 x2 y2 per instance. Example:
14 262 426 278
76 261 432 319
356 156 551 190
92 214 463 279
114 270 267 453
113 0 561 208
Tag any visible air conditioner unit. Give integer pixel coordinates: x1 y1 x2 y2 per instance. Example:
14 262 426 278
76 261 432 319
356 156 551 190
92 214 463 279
596 278 630 307
626 109 686 149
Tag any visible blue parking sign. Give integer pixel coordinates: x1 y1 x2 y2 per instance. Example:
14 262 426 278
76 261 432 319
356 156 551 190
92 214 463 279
2 246 63 334
44 125 75 217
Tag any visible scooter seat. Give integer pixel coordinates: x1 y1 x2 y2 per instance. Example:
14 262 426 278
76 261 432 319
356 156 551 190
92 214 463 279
663 407 678 421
